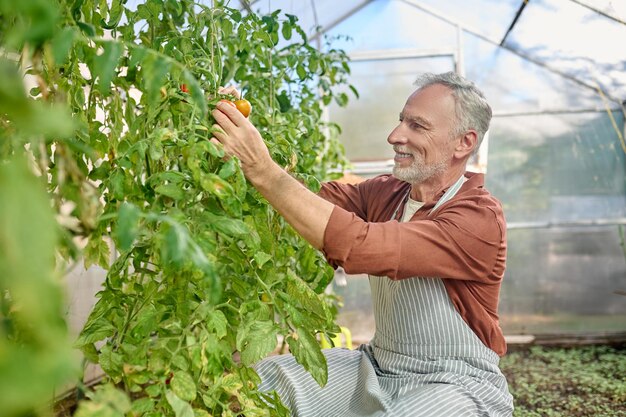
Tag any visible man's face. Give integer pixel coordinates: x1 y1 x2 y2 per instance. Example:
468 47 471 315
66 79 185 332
387 84 459 184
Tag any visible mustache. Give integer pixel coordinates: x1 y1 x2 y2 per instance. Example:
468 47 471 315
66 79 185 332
393 146 413 154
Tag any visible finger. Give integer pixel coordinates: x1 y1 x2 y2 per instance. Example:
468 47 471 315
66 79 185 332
218 85 241 99
215 100 247 127
210 138 232 160
210 137 226 149
212 106 239 132
212 124 227 141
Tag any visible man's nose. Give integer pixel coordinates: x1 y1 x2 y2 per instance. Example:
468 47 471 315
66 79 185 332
387 125 406 145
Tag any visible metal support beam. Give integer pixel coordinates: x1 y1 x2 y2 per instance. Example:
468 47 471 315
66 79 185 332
239 0 254 13
568 0 626 26
400 0 623 106
499 0 529 46
348 48 455 62
455 24 464 76
309 0 373 43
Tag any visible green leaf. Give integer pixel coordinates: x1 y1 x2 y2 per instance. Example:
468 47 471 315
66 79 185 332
75 316 115 346
202 212 249 237
276 90 292 113
172 354 189 371
84 236 111 269
99 344 123 377
0 60 75 136
143 54 171 104
77 21 96 37
220 373 243 396
75 384 131 417
116 202 140 252
183 69 207 117
101 0 125 29
193 408 211 417
218 158 237 179
131 397 155 414
296 64 307 80
335 92 349 107
200 173 234 199
93 41 123 96
50 27 77 66
161 223 188 267
170 371 197 402
128 46 148 70
254 252 272 268
349 84 360 99
287 329 328 387
206 310 228 339
166 391 194 417
236 320 278 365
281 20 293 40
155 183 185 200
79 343 100 363
286 269 326 319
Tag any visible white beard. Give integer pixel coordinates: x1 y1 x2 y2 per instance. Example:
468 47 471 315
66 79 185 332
392 152 448 184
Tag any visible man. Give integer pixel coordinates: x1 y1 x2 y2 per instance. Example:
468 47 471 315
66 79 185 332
212 72 513 416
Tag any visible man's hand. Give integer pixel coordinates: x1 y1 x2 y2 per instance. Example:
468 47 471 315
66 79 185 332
210 100 273 180
209 90 335 250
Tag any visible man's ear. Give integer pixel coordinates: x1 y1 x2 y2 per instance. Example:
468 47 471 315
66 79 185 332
454 130 478 159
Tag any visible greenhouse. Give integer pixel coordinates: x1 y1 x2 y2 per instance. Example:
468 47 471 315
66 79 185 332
1 1 625 416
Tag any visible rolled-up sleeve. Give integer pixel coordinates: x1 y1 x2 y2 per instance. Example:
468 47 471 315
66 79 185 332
322 200 504 283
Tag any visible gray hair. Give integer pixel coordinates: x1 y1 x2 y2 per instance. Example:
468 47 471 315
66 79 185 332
414 72 492 152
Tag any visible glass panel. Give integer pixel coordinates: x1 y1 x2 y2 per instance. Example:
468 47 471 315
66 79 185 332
500 226 626 335
408 0 522 41
487 111 626 223
334 225 626 342
463 32 608 113
326 0 457 52
332 273 375 344
504 0 626 99
328 56 455 162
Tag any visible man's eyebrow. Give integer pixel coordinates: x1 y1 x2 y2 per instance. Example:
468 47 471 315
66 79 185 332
399 112 432 128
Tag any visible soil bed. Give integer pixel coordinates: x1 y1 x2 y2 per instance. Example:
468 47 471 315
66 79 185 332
500 345 626 417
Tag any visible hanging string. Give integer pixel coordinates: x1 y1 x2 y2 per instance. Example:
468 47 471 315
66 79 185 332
595 81 626 155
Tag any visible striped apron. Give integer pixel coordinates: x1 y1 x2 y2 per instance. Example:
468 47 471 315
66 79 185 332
255 177 514 416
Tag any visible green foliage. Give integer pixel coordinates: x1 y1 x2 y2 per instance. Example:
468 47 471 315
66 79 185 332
500 346 626 417
0 0 356 415
0 156 79 417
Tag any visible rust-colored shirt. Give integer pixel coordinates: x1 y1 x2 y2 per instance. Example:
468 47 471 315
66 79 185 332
319 172 507 356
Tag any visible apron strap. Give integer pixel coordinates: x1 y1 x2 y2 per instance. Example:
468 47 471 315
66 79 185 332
429 175 465 217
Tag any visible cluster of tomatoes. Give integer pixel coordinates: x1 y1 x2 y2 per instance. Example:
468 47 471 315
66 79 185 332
180 84 251 118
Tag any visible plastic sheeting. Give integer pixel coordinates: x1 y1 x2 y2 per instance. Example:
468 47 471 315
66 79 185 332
243 0 626 338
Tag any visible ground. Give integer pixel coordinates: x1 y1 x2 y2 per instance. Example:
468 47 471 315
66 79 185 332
500 345 626 417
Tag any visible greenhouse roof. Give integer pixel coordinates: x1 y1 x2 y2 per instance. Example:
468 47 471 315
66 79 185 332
241 0 626 106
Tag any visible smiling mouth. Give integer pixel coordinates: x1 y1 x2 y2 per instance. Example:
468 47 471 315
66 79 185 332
394 152 413 161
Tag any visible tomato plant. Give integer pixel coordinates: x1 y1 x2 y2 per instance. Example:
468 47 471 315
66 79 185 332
0 0 355 416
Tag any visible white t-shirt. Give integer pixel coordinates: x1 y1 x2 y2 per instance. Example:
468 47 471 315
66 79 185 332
400 198 425 223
